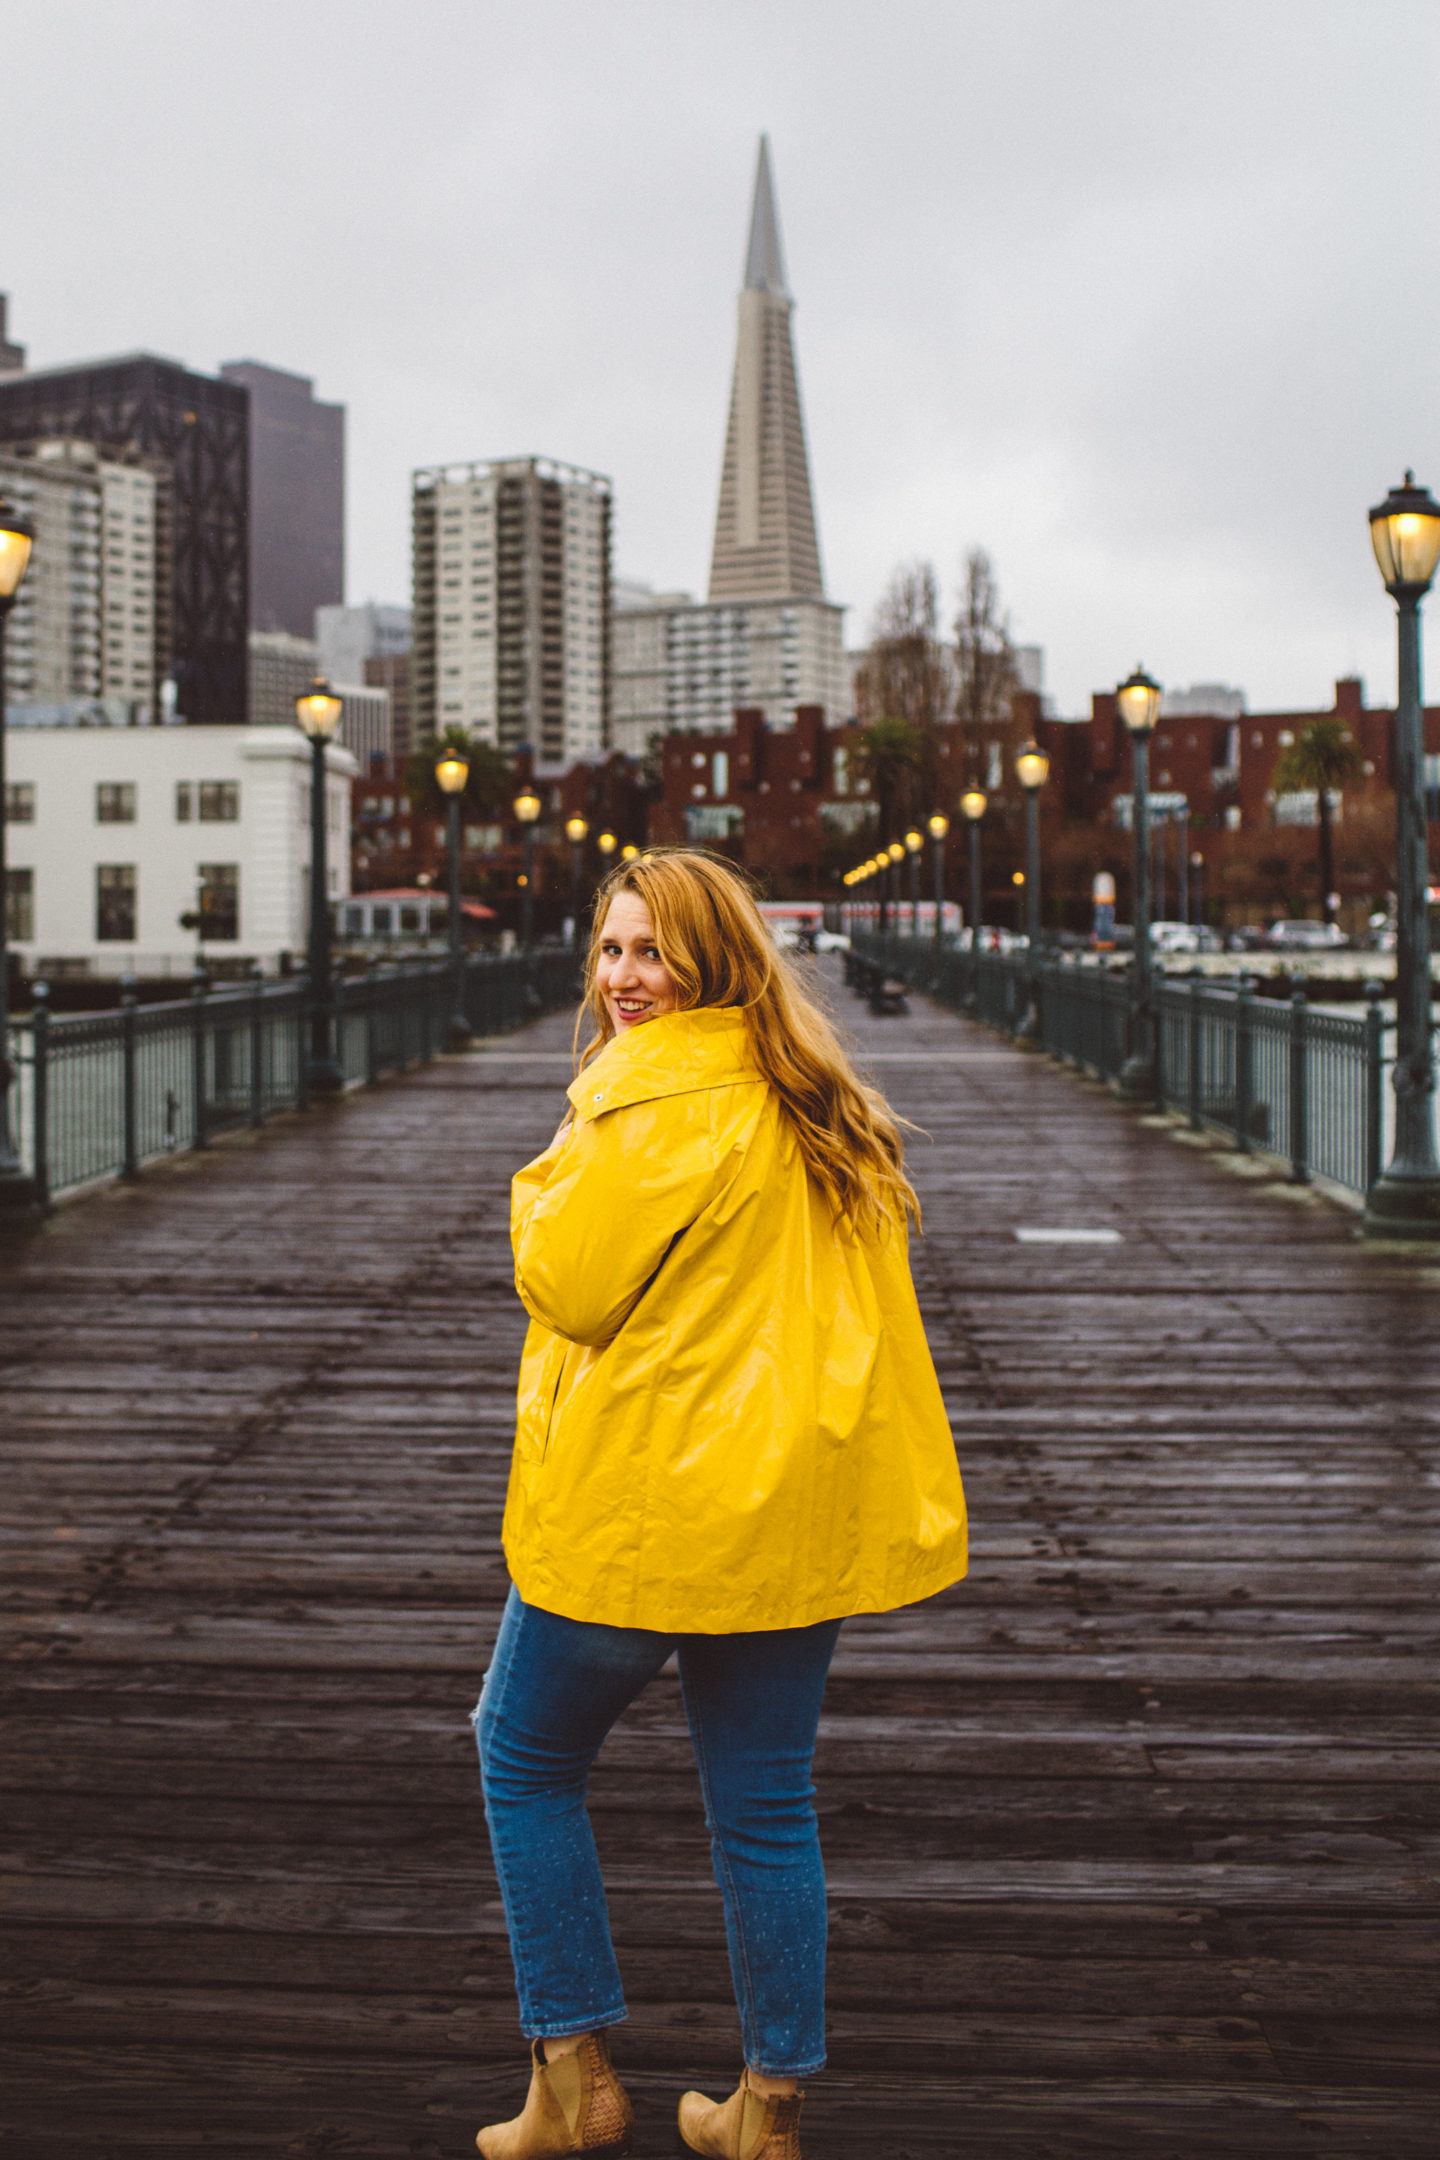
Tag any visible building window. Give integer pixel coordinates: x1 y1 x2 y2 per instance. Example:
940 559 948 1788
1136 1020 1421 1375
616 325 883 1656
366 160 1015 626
713 750 729 796
198 863 239 940
5 781 34 823
5 867 33 942
96 782 136 823
176 782 193 821
199 780 239 822
96 864 137 941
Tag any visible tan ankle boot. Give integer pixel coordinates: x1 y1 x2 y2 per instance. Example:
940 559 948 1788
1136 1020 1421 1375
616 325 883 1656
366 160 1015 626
475 2031 634 2158
676 2067 804 2160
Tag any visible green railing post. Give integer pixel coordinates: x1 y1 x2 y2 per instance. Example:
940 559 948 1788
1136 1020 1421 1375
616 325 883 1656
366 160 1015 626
191 968 210 1150
1188 976 1203 1130
1364 980 1386 1197
120 976 139 1179
1289 987 1310 1183
1235 974 1254 1155
363 961 378 1086
31 983 50 1212
249 963 265 1128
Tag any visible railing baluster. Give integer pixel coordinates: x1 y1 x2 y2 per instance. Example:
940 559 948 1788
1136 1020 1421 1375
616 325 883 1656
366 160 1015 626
191 970 209 1150
121 977 139 1179
1289 988 1309 1183
31 984 50 1213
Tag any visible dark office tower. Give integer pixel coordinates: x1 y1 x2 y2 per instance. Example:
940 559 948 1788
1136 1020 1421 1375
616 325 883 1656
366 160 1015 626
0 353 248 725
0 294 25 376
219 360 344 639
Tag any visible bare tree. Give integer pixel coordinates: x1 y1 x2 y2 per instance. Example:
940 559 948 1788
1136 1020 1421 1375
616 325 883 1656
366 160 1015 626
953 549 1018 784
853 561 948 818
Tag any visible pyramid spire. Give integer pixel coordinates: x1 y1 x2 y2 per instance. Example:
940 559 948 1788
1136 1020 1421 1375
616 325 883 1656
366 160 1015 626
708 137 824 603
743 135 788 297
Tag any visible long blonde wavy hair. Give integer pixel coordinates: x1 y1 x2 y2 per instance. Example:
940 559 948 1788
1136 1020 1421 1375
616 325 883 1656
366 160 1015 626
575 848 919 1231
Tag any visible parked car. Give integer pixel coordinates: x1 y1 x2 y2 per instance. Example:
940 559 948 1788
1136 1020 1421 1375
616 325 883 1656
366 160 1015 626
1226 924 1270 952
813 928 850 953
1265 919 1348 951
1151 920 1202 954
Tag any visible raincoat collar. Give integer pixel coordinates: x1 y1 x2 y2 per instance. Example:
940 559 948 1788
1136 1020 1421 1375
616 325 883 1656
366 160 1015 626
567 1007 761 1122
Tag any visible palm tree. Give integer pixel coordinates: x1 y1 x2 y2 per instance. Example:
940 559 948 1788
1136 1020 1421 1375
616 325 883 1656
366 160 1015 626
853 715 923 840
1271 718 1367 925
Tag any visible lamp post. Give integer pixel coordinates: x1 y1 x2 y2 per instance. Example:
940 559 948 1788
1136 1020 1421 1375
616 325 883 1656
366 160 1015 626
1115 664 1162 1100
0 495 36 1215
621 843 640 862
886 840 904 940
1190 849 1205 929
565 815 589 953
435 747 470 1048
1364 471 1440 1238
905 829 923 937
1014 742 1050 1043
295 676 345 1095
960 787 987 1005
513 787 542 1011
596 829 617 881
927 813 950 949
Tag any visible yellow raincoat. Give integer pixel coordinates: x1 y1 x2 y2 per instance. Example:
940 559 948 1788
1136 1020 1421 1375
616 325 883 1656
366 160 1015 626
502 1006 967 1631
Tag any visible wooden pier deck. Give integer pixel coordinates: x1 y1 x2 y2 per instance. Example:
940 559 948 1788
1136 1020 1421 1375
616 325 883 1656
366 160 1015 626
2 964 1438 2157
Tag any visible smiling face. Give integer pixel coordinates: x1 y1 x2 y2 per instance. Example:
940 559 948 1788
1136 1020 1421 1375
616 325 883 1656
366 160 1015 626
596 889 681 1034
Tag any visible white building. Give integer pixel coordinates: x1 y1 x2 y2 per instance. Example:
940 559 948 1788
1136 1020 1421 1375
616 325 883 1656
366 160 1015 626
411 455 611 770
612 584 847 758
4 724 354 979
1 439 157 722
315 600 410 686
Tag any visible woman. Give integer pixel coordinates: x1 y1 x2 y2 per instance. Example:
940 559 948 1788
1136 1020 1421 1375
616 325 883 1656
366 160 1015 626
473 849 967 2160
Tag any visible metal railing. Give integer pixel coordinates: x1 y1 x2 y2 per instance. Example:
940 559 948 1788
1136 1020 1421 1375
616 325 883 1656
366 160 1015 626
3 949 580 1209
852 934 1389 1201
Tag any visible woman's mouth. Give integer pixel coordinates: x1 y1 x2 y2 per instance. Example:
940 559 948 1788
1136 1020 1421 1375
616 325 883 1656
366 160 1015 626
613 998 652 1023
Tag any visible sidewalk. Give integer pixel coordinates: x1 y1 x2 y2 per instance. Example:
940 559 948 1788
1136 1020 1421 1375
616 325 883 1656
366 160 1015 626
1 968 1437 2155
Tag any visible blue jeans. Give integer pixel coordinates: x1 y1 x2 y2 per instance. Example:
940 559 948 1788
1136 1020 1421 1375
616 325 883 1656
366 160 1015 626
473 1584 842 2078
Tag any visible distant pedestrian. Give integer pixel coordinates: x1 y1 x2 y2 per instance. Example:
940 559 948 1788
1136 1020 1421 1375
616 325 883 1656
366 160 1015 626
472 847 968 2160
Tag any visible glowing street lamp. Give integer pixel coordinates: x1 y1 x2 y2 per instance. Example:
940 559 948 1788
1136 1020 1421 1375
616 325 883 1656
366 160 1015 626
1364 473 1440 1237
0 495 36 1212
1014 742 1050 1042
1115 665 1162 1100
927 812 950 950
435 746 471 1048
565 814 589 953
294 677 345 1095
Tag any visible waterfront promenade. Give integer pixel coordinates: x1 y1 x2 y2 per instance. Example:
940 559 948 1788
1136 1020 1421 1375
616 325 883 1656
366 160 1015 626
2 968 1438 2156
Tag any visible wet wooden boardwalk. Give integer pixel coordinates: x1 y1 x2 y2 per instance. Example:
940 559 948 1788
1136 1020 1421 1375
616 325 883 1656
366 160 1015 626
2 963 1438 2157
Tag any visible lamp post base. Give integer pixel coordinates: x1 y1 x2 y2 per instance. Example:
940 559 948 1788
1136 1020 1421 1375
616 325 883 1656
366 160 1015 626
445 1015 472 1053
306 1058 344 1098
1115 1053 1158 1105
1362 1169 1440 1241
0 1160 42 1227
1014 1001 1040 1047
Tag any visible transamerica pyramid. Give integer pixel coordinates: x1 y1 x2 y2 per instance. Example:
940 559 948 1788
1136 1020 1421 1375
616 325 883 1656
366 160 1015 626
707 136 826 603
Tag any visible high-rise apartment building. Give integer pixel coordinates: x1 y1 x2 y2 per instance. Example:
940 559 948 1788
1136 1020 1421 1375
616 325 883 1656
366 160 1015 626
611 139 847 757
248 630 320 728
411 456 611 767
0 352 248 725
0 440 157 721
0 293 25 377
220 360 345 641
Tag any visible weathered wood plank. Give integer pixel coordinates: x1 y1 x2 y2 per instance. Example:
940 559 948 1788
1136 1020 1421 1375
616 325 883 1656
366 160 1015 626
2 965 1438 2154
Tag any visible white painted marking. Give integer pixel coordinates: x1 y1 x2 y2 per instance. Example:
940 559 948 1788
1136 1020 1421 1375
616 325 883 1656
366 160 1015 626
1014 1227 1124 1244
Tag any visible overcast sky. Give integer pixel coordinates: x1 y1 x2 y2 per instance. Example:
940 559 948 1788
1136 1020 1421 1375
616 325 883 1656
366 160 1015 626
7 0 1438 717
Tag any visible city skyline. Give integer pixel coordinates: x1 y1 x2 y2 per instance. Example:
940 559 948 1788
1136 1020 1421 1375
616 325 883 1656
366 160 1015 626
6 1 1438 722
